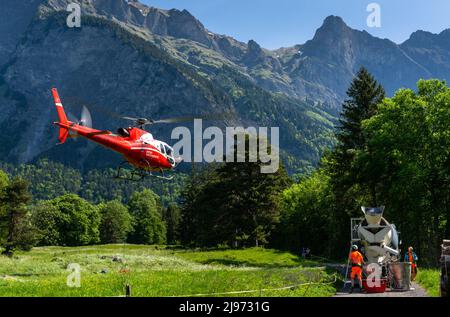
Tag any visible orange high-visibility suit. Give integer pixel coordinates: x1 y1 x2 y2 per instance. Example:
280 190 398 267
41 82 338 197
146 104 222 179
349 250 364 280
408 251 418 281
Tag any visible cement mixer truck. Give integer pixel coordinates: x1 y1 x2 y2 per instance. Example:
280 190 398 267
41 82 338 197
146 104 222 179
348 206 411 293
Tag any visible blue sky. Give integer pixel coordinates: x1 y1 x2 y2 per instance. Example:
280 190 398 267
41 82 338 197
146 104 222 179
142 0 450 49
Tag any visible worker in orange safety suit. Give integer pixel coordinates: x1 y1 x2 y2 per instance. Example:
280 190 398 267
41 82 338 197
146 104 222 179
404 246 418 281
349 245 365 293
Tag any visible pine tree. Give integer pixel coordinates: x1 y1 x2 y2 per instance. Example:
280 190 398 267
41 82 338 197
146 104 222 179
337 67 385 151
163 203 181 245
179 164 218 246
0 178 33 256
0 170 10 248
328 67 385 207
320 68 385 259
180 135 291 247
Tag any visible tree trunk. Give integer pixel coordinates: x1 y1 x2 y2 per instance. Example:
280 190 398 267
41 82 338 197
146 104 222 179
370 183 378 207
1 248 13 257
2 210 15 257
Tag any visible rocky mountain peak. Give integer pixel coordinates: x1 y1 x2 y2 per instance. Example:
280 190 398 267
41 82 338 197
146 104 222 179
247 40 263 54
404 30 436 47
242 39 266 67
316 15 349 36
322 15 347 27
41 0 213 45
304 15 354 54
403 28 450 51
165 7 211 45
440 28 450 36
300 15 356 61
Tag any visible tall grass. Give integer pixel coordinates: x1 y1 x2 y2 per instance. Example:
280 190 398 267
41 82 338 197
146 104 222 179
415 268 440 297
0 245 337 297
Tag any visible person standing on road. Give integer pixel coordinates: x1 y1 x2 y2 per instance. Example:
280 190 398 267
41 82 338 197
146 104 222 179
404 246 418 281
349 245 365 293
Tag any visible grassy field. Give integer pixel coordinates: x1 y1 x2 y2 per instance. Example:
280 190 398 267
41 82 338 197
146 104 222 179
415 268 440 297
0 245 338 297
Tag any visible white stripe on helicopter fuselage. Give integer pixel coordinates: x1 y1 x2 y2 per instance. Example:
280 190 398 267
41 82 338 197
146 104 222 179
131 147 161 154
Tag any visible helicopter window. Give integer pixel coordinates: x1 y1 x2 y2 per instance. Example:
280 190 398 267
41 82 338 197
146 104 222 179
159 143 165 154
117 128 130 137
165 145 173 157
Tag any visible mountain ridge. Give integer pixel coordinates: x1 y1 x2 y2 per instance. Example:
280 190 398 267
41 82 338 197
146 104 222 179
3 0 450 106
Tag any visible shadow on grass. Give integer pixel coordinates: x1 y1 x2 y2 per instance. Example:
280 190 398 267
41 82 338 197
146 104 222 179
198 257 322 269
325 266 344 291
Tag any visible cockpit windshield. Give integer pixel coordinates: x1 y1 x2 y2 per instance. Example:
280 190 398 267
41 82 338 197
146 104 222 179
140 133 154 144
164 145 173 157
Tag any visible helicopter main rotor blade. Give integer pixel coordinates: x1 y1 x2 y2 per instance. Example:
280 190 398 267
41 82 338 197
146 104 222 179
63 95 234 126
122 116 140 121
151 116 198 124
151 114 228 125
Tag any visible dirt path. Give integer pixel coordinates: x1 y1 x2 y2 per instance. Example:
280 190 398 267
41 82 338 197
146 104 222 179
334 282 429 297
325 263 430 297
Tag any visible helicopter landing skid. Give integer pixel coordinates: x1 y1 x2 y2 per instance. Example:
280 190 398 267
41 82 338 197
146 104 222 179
115 161 174 181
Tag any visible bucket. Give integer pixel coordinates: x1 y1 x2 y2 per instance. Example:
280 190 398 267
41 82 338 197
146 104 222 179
388 262 411 291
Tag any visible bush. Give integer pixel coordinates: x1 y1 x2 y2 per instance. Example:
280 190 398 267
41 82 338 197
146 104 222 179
34 194 100 246
31 201 63 246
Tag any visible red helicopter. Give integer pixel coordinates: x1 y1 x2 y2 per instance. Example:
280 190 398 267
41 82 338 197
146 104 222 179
52 88 183 180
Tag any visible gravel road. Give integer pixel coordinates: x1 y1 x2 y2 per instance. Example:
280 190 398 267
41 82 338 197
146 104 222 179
325 263 430 297
334 282 429 297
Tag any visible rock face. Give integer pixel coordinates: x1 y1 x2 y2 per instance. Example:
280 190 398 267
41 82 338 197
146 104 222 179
1 18 222 164
1 0 450 172
401 30 450 82
43 0 222 48
0 0 45 67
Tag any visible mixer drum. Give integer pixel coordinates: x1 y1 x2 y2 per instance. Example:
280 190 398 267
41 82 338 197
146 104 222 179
358 206 400 264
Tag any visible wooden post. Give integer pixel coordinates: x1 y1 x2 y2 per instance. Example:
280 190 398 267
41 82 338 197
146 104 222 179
125 284 132 297
441 240 450 297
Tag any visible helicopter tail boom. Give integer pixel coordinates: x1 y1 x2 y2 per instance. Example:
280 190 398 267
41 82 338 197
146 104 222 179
52 88 71 144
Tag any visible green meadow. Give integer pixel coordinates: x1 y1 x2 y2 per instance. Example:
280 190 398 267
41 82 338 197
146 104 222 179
0 245 338 297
